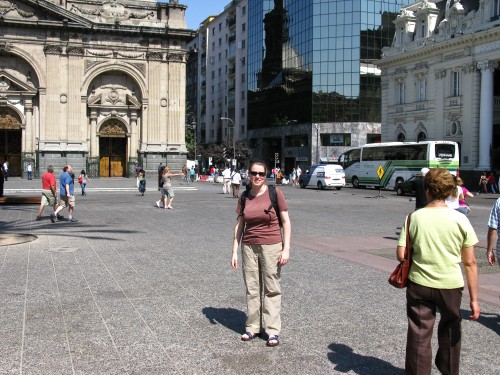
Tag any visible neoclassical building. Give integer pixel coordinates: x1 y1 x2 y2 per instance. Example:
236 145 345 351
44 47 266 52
0 0 193 177
378 0 500 181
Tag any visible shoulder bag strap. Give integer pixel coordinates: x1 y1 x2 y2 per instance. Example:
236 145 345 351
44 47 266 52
404 213 412 262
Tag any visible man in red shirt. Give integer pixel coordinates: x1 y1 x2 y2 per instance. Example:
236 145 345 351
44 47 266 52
36 165 61 221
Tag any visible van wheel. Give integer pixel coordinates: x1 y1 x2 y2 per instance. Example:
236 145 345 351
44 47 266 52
352 177 360 189
317 181 324 190
395 178 404 191
299 180 305 189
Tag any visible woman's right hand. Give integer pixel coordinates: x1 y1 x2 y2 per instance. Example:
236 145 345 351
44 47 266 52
231 253 238 269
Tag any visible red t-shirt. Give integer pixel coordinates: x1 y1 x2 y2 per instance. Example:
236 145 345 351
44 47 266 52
236 186 288 245
42 172 56 190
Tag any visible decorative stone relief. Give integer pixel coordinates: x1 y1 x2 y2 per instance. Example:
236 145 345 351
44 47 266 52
71 1 154 23
435 69 447 79
85 60 103 72
0 0 34 18
160 98 167 107
461 63 476 74
99 120 127 135
43 44 63 55
477 60 498 72
87 50 113 57
146 51 163 61
166 53 185 63
130 63 146 75
0 41 13 51
0 77 10 91
60 94 67 104
446 112 462 136
67 46 85 56
117 52 144 59
104 90 126 105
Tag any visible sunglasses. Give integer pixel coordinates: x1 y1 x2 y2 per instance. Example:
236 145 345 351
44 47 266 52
249 171 266 177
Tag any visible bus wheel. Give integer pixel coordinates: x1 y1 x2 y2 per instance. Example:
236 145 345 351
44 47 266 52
395 178 403 191
352 177 360 189
317 181 324 190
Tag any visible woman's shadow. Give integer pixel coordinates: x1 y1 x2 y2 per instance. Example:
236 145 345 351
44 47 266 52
328 343 403 375
202 307 246 334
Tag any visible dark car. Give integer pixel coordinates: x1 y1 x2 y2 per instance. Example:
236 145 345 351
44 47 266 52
395 176 416 196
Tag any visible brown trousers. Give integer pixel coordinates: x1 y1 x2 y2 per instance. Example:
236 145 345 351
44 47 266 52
405 281 463 375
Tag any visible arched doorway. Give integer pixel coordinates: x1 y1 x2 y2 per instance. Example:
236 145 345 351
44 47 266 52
99 120 128 177
0 107 22 176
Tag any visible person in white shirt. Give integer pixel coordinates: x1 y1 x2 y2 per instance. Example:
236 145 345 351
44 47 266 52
230 169 242 198
222 166 232 194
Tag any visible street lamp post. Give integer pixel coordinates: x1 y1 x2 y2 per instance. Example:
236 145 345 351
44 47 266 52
220 117 235 167
191 120 197 169
35 137 40 178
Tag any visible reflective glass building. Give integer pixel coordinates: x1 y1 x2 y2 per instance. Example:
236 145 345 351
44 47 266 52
247 0 411 170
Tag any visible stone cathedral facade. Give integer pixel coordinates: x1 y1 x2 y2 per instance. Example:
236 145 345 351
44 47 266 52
0 0 193 177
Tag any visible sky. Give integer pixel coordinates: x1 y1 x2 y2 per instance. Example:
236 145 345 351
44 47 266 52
180 0 230 29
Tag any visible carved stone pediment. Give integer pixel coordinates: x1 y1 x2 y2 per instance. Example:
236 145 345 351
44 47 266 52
70 0 154 24
1 0 93 27
0 70 37 94
88 88 141 109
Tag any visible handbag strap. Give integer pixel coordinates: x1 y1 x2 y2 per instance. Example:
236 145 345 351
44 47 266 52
404 213 412 262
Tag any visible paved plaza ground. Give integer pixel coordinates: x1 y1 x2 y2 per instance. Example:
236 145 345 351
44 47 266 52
0 177 499 374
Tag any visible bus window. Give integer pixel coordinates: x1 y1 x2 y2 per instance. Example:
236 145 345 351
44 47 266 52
348 149 360 168
435 144 455 159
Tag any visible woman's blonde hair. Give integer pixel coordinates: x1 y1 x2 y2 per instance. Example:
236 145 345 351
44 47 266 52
424 168 457 200
164 167 171 174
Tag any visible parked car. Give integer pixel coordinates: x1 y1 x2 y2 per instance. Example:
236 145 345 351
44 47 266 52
299 164 345 190
395 176 416 196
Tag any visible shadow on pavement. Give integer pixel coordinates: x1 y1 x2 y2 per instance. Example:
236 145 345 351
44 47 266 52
461 310 500 335
327 343 403 375
202 307 246 334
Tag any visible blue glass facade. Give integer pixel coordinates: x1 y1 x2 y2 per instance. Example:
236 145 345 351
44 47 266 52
248 0 411 129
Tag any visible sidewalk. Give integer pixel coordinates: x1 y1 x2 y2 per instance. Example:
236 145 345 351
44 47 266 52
0 179 498 374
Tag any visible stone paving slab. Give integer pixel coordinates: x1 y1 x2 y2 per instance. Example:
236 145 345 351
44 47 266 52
0 179 499 374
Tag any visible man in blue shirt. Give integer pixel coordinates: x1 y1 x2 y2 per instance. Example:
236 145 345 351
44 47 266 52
487 197 500 267
51 165 78 223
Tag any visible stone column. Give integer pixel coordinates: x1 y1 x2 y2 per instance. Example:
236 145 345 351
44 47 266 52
24 99 33 151
67 47 85 140
146 52 163 146
477 61 497 170
90 110 98 157
130 110 138 158
167 52 186 145
43 45 63 139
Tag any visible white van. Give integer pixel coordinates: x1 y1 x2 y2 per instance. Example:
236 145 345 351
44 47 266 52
298 164 346 190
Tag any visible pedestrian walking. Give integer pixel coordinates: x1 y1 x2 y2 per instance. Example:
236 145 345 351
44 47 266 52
190 166 195 182
457 177 473 215
396 168 479 374
231 161 291 347
487 172 497 193
0 162 5 197
222 165 232 194
78 170 90 196
290 168 297 186
36 165 61 221
138 168 146 195
478 172 488 194
180 165 188 184
413 167 429 210
161 167 182 209
296 165 302 186
230 169 242 198
52 165 78 223
3 159 9 181
27 162 33 180
487 197 500 268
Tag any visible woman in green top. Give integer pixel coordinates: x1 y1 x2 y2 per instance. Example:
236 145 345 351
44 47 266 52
397 168 480 375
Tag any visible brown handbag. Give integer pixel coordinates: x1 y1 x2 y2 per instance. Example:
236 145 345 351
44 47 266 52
389 213 412 288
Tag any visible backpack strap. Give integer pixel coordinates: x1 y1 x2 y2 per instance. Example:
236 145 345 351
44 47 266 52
267 185 282 228
239 189 249 218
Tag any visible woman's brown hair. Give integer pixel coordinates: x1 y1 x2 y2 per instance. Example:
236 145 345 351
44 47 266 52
424 168 457 201
248 161 268 175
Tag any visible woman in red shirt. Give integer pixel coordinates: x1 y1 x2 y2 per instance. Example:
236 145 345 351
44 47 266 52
231 161 291 347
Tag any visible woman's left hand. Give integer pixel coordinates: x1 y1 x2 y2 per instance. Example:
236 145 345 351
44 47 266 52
278 248 290 266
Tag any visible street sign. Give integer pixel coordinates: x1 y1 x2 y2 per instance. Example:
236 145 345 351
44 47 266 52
377 165 385 180
208 157 212 165
232 159 236 166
